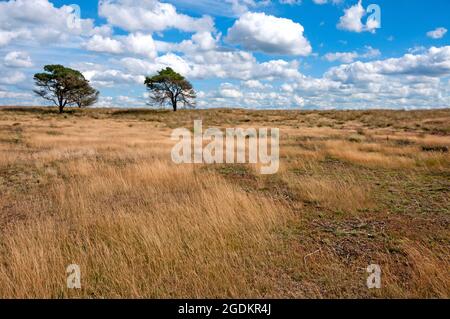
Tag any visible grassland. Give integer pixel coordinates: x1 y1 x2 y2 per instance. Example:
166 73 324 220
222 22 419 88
0 106 448 298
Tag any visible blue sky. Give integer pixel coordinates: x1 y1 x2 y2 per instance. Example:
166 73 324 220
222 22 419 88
0 0 449 109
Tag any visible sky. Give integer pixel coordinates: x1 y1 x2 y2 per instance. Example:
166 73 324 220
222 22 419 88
0 0 449 109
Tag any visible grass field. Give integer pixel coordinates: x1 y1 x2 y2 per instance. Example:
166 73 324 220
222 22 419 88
0 106 449 298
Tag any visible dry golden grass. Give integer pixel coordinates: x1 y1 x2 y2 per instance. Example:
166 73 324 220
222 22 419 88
0 107 449 298
282 173 373 212
0 163 293 298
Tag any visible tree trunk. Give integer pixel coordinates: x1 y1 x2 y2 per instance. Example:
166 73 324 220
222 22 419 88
172 100 177 112
57 95 64 113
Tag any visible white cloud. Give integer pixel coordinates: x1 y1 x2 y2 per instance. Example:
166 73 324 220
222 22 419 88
337 1 365 32
84 35 123 54
254 59 301 80
98 0 214 33
337 0 379 33
0 90 32 99
224 0 272 16
124 33 157 59
120 53 192 77
325 52 359 63
165 0 274 17
292 94 305 107
278 46 450 109
0 71 26 85
362 46 381 59
242 80 266 89
84 33 158 58
4 51 33 68
219 83 243 98
324 46 381 63
200 82 310 109
427 27 447 39
312 0 343 4
156 32 220 54
95 94 147 107
155 53 192 75
0 0 448 110
325 46 450 81
0 0 105 46
0 30 22 47
179 32 219 52
226 12 312 56
119 47 301 82
83 68 145 88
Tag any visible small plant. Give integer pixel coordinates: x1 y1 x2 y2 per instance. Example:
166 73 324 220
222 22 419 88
348 134 365 143
421 145 449 153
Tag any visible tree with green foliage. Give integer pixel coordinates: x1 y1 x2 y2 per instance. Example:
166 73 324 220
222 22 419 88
73 81 100 108
144 68 196 112
33 65 98 113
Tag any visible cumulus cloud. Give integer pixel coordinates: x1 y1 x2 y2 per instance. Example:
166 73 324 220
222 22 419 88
84 33 158 58
277 46 450 109
337 0 379 33
325 52 359 63
0 0 108 46
324 46 381 63
325 46 450 81
223 0 275 16
98 0 214 33
123 33 158 59
0 30 22 47
199 81 308 109
117 54 194 80
118 50 301 82
0 0 448 110
42 45 450 109
242 80 267 89
156 32 220 54
279 0 302 5
84 35 123 54
83 69 145 88
337 1 365 32
226 12 312 56
0 90 32 99
95 94 147 108
311 0 343 4
4 51 33 68
0 71 26 85
219 83 243 98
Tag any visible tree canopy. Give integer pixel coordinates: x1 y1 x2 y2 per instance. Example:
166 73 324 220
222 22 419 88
144 68 196 112
73 82 100 108
33 65 99 113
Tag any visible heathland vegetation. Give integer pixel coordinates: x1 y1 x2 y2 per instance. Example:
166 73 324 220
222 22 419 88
0 107 448 298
